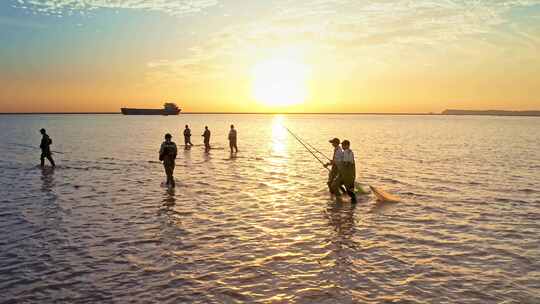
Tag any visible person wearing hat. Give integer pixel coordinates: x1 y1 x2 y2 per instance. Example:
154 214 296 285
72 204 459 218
324 137 344 194
335 139 357 204
159 133 178 188
39 128 56 168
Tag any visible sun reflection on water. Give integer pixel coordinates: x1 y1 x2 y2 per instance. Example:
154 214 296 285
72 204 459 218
1 115 537 303
271 115 287 156
262 115 291 195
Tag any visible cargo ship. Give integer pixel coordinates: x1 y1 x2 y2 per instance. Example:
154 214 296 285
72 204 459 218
121 103 181 115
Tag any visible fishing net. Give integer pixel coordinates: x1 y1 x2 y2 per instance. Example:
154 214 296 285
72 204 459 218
369 186 400 202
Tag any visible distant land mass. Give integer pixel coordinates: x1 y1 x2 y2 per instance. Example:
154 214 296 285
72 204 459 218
442 109 540 117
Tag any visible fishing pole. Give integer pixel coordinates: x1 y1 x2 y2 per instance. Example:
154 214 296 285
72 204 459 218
285 127 329 170
9 143 65 154
296 137 368 191
284 129 331 162
305 141 331 161
303 138 368 191
286 127 356 196
285 128 400 200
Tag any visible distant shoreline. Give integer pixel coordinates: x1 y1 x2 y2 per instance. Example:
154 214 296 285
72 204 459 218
441 109 540 117
0 110 539 117
0 112 437 115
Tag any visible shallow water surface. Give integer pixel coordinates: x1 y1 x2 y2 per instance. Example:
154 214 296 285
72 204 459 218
1 114 539 303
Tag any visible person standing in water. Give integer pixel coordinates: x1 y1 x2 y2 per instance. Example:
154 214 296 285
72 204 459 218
324 137 343 194
228 124 238 153
159 133 178 188
39 128 56 168
183 125 193 149
336 140 357 204
202 126 211 152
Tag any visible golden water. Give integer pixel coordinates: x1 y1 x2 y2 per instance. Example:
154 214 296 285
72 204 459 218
1 114 539 303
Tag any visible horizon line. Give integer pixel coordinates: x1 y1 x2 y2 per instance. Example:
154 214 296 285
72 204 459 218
0 111 440 115
0 110 539 116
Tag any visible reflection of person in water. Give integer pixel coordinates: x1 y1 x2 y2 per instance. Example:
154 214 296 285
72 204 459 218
162 187 176 207
325 202 356 267
40 166 57 198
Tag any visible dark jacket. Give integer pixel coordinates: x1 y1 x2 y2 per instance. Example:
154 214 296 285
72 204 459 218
202 130 211 143
228 129 237 141
40 134 52 151
159 141 177 163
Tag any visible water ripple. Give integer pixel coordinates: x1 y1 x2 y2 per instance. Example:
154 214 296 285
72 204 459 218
1 114 539 303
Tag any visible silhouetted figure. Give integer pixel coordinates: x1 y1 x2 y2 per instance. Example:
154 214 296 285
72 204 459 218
159 133 178 188
39 128 56 168
228 124 238 153
324 138 343 195
334 140 357 204
183 124 193 149
202 126 211 152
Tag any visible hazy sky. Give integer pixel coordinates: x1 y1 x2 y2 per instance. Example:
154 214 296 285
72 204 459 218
1 0 539 113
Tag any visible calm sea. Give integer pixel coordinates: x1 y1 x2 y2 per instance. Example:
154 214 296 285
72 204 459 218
1 114 539 303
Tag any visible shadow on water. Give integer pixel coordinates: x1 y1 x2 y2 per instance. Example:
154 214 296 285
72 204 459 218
40 166 56 193
161 187 176 208
158 187 177 217
182 149 192 167
202 150 212 162
226 151 238 160
326 198 356 237
38 166 62 224
158 187 189 227
324 197 358 267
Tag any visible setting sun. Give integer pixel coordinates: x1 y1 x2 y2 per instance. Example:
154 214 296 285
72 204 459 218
251 58 310 107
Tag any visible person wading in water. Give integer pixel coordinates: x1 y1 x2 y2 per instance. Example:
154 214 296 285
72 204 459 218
228 124 238 153
324 137 343 195
202 126 211 153
159 133 178 188
183 125 193 149
335 140 357 204
39 128 56 168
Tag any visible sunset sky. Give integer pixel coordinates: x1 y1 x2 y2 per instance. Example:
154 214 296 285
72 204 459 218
1 0 539 113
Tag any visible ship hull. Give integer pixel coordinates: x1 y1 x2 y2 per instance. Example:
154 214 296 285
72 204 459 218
121 108 181 115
